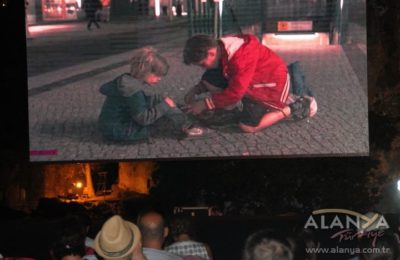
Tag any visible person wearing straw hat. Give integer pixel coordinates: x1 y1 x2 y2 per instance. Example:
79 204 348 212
94 215 147 260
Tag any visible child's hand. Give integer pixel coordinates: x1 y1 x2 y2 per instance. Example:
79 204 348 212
186 100 207 115
179 104 191 113
164 96 176 108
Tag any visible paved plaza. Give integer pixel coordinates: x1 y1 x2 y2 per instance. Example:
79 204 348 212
27 18 369 162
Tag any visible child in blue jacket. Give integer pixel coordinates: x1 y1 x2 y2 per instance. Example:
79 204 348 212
98 47 204 142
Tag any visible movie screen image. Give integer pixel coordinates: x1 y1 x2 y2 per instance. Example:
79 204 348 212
27 0 368 162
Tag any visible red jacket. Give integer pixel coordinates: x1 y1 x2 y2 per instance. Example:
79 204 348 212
205 34 290 110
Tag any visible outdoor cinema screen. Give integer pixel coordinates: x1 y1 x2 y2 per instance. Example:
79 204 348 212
26 0 368 162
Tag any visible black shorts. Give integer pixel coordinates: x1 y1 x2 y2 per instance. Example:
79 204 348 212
239 97 271 126
201 69 228 89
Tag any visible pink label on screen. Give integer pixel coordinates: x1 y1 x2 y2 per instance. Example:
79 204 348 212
30 149 58 156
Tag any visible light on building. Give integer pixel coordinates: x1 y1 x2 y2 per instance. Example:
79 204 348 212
272 33 319 40
76 181 83 188
155 0 160 16
397 180 400 191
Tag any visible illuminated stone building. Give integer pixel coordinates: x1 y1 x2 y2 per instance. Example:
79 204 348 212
0 161 156 210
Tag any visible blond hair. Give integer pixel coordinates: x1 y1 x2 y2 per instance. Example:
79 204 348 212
129 47 169 80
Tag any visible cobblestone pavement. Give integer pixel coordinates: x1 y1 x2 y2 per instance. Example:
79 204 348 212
27 21 368 162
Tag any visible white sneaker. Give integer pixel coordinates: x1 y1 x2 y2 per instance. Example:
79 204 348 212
183 127 204 137
308 96 317 117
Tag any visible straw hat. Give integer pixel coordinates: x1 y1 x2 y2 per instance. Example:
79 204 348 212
94 215 141 260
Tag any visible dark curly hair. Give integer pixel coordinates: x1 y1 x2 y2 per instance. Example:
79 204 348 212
183 34 218 65
51 215 87 260
169 216 197 239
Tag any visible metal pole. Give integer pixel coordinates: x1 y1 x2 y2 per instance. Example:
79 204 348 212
168 0 173 20
188 0 193 37
213 0 218 38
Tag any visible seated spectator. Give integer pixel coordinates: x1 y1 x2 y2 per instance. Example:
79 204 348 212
72 212 98 260
137 210 183 260
242 229 294 260
50 215 89 260
50 230 86 260
94 215 146 260
165 216 212 260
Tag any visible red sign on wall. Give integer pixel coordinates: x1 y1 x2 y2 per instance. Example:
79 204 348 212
277 21 313 32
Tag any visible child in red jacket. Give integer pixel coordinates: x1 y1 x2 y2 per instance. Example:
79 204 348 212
183 34 317 133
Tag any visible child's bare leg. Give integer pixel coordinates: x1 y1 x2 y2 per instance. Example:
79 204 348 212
239 106 291 133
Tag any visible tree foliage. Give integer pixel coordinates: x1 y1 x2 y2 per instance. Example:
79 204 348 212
150 157 382 216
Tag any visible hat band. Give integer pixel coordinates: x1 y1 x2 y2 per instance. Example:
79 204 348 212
100 228 135 257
